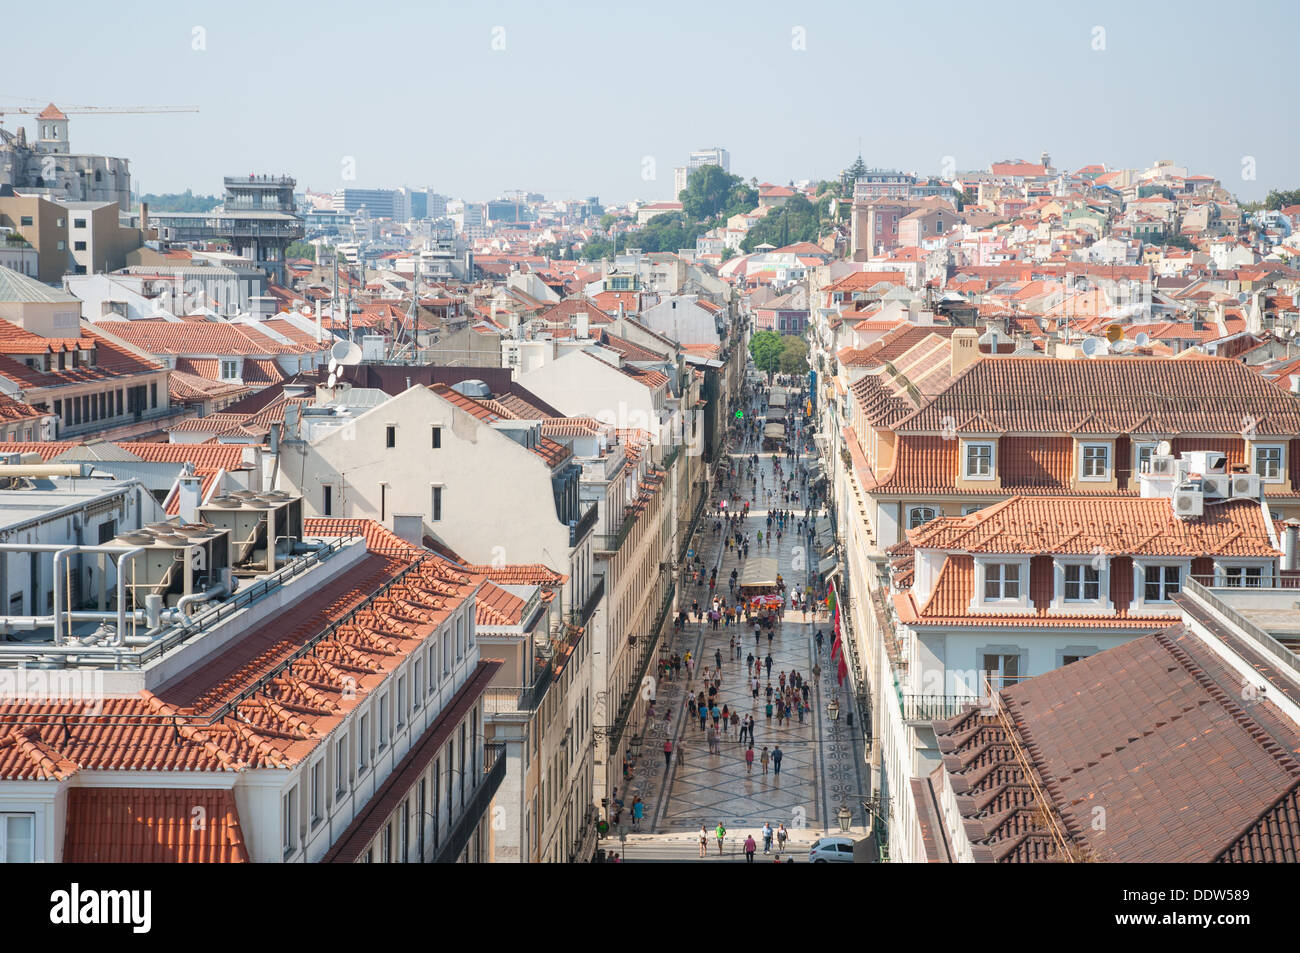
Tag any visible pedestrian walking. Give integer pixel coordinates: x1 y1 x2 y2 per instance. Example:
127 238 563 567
745 746 754 774
762 821 773 853
632 796 644 830
663 738 673 770
745 834 757 862
765 701 773 724
730 710 741 739
716 822 727 855
765 654 773 676
699 824 709 858
760 746 770 776
772 745 784 776
776 822 788 853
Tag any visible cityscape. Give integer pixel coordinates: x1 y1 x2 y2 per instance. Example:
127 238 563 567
0 4 1296 901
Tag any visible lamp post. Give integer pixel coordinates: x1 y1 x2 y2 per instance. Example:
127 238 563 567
837 803 853 833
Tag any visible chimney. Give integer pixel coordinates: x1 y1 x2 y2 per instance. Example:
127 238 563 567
576 311 590 339
1284 519 1300 572
314 300 323 342
178 474 203 524
907 298 921 324
951 327 980 377
140 201 150 237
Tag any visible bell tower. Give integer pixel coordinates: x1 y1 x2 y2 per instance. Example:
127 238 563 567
35 103 70 156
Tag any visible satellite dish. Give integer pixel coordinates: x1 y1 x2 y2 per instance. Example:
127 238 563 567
1105 323 1123 343
1080 337 1100 357
331 340 363 366
328 357 339 375
1156 440 1172 456
1134 332 1150 347
327 371 338 388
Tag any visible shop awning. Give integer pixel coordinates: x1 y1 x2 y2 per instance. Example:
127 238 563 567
819 555 839 575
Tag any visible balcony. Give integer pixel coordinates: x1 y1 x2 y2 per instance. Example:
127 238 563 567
431 741 507 863
900 694 983 723
571 575 605 629
569 504 599 547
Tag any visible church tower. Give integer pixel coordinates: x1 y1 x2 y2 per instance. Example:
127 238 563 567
35 103 70 156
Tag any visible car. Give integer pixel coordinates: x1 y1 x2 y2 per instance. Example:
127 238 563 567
809 836 856 863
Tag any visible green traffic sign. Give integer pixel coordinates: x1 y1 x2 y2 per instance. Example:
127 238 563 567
597 820 609 836
736 411 744 419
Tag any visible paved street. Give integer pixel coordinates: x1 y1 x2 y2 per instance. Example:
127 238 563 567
606 382 869 861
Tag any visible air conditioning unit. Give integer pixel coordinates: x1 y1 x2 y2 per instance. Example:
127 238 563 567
1149 455 1175 475
113 521 233 608
1230 473 1262 499
1172 487 1204 519
1199 474 1229 499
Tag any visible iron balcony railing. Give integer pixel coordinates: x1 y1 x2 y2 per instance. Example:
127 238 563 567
569 504 599 547
572 575 605 629
432 741 507 863
900 694 984 723
607 581 675 755
484 663 553 714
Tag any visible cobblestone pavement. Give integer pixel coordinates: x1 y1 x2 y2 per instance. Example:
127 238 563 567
610 396 866 857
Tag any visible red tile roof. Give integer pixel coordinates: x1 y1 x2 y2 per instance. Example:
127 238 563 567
63 787 250 863
931 626 1300 862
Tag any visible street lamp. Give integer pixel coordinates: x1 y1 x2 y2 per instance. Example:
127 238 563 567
837 804 853 833
629 733 643 760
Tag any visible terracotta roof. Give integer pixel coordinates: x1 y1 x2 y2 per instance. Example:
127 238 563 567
63 787 250 863
96 319 317 357
908 496 1279 557
476 580 528 626
931 626 1300 862
899 356 1300 436
0 520 480 777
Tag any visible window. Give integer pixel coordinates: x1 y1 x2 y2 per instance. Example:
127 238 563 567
358 713 370 772
907 506 936 529
73 241 86 251
431 486 443 522
982 652 1022 689
1255 445 1284 482
382 822 392 863
413 660 423 707
1 813 34 863
322 484 333 516
74 218 86 229
456 617 465 661
1064 564 1101 601
282 787 299 855
396 676 407 729
221 360 238 379
432 426 442 449
310 759 324 826
984 563 1021 601
1062 654 1089 665
336 735 348 793
19 216 32 227
1223 565 1264 588
378 693 389 749
1135 442 1158 473
1143 565 1181 602
964 442 994 479
1080 444 1110 480
386 425 396 448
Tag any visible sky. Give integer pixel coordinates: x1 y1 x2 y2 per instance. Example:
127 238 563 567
3 0 1296 205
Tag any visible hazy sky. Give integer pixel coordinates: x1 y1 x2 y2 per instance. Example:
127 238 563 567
4 0 1295 205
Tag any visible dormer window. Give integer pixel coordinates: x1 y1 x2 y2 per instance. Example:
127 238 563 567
1079 443 1111 481
1254 445 1284 483
1063 564 1101 601
964 441 995 480
983 563 1021 601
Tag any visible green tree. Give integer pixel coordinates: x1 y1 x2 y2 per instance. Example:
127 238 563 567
741 195 823 252
598 212 617 231
1264 189 1300 210
1161 233 1195 251
680 165 757 221
749 330 783 379
778 334 809 374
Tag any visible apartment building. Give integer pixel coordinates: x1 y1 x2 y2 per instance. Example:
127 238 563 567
0 473 502 863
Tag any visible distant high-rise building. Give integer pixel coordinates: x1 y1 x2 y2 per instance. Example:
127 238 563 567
688 147 730 174
332 188 405 219
673 167 688 200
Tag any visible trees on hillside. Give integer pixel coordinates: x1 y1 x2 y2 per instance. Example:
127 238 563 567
679 165 757 221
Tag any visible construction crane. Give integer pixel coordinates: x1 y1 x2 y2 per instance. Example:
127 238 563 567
0 101 199 125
